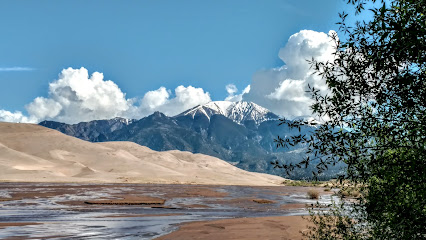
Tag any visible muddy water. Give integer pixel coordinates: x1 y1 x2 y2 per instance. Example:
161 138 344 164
0 183 338 239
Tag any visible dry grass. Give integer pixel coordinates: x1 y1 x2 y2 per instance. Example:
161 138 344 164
338 186 363 198
307 189 320 199
282 180 323 187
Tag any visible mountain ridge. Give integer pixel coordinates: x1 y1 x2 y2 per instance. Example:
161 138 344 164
39 101 344 180
177 101 280 125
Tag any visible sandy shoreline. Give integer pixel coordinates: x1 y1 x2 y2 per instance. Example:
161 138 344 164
156 215 310 240
0 222 43 228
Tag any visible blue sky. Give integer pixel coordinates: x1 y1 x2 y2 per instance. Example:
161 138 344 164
0 0 362 123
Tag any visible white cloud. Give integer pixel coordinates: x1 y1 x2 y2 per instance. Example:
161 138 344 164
243 30 336 118
226 84 238 95
138 85 211 116
26 97 63 120
0 110 36 123
140 87 170 110
225 84 250 102
1 67 212 124
25 67 132 124
1 29 337 123
0 67 34 71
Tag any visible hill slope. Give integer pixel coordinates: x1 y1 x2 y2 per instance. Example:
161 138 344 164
0 122 284 186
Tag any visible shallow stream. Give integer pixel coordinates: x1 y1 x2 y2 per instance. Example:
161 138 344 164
0 183 337 239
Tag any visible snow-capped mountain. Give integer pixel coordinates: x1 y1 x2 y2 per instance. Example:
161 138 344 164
39 101 343 180
177 101 280 125
111 117 134 125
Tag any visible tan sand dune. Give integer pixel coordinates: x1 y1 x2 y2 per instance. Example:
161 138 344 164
0 122 285 185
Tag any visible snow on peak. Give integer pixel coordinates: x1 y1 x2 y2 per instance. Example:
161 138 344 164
176 101 279 124
112 117 134 125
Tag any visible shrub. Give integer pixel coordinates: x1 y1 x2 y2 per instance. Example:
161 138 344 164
302 200 368 239
307 189 320 199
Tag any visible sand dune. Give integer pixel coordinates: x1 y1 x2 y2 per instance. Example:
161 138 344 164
0 122 285 186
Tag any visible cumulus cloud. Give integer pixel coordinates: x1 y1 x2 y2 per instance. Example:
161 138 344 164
225 84 251 102
0 110 36 123
0 29 337 123
137 85 211 116
226 84 238 95
24 67 132 124
26 97 63 120
0 67 212 124
243 30 337 118
140 87 170 110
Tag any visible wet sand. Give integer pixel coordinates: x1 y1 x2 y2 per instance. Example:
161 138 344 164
156 216 310 240
97 213 185 218
280 203 307 210
0 222 42 228
84 195 166 205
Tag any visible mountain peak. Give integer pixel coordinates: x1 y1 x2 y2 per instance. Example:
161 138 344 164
150 111 167 118
176 101 279 125
111 117 134 125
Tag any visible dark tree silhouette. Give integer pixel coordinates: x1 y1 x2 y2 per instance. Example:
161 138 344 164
274 0 425 238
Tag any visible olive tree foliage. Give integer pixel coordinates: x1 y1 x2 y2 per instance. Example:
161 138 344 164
273 0 425 239
301 200 368 240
